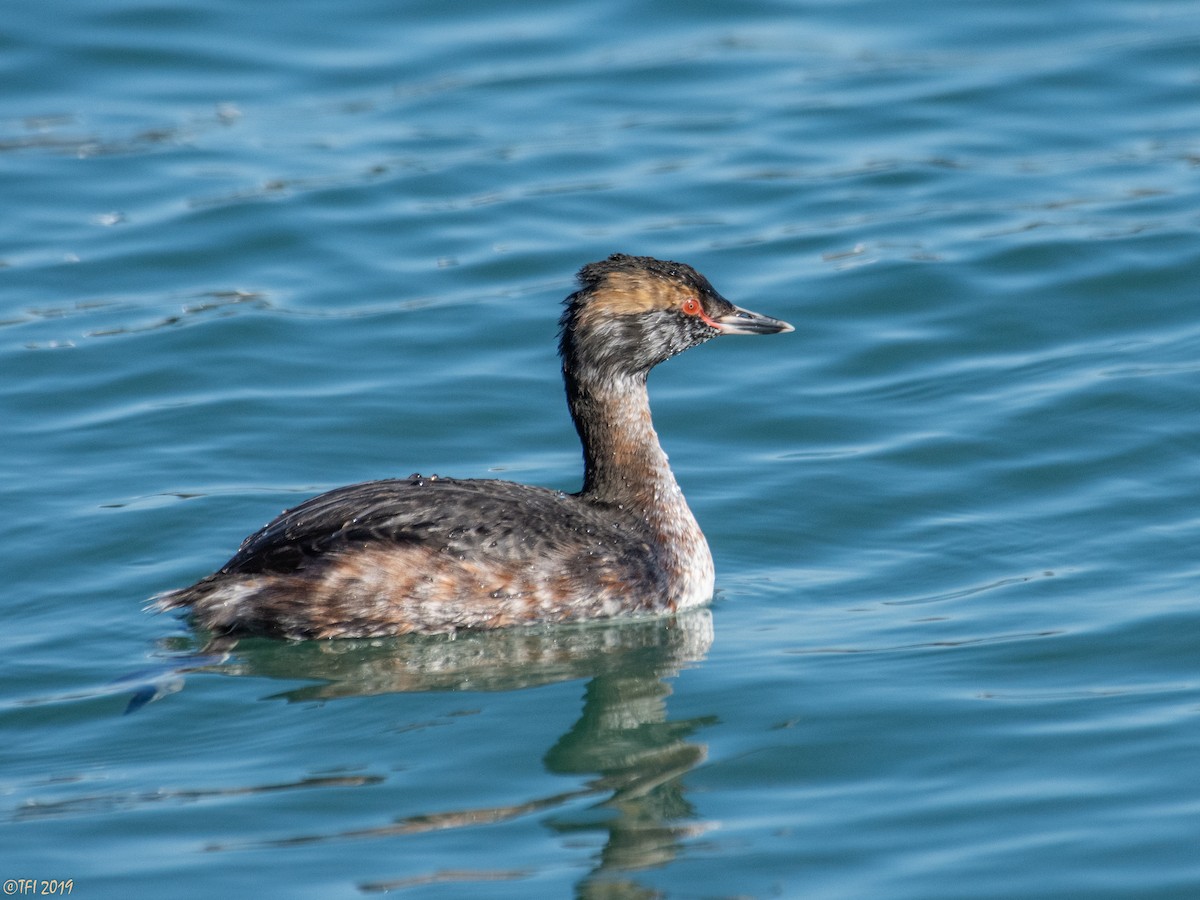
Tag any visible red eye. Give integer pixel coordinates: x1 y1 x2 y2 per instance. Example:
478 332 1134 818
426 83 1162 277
681 297 701 316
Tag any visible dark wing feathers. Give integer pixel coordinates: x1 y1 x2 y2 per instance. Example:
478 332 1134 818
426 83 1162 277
219 477 645 576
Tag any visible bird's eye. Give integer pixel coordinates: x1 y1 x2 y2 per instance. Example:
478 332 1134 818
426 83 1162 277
681 297 701 316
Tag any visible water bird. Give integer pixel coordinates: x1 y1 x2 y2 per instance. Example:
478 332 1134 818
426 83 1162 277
154 254 792 639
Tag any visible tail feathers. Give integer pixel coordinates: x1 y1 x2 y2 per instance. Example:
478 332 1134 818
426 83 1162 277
149 578 267 635
149 585 195 612
149 576 234 613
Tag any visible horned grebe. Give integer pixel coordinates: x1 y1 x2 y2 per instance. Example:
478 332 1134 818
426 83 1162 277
153 254 791 639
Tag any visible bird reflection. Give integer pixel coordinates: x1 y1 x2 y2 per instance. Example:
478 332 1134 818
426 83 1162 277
154 609 714 895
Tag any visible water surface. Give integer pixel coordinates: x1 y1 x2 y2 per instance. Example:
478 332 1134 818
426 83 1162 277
3 0 1199 896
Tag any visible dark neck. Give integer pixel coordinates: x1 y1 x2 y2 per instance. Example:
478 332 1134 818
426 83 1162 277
563 361 715 608
564 366 676 507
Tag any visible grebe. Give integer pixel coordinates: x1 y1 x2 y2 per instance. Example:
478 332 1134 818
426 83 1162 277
154 254 792 639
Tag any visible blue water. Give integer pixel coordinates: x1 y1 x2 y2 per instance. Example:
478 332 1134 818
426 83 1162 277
3 0 1199 896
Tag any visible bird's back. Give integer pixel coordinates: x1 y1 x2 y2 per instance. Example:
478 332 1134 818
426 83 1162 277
156 475 670 638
